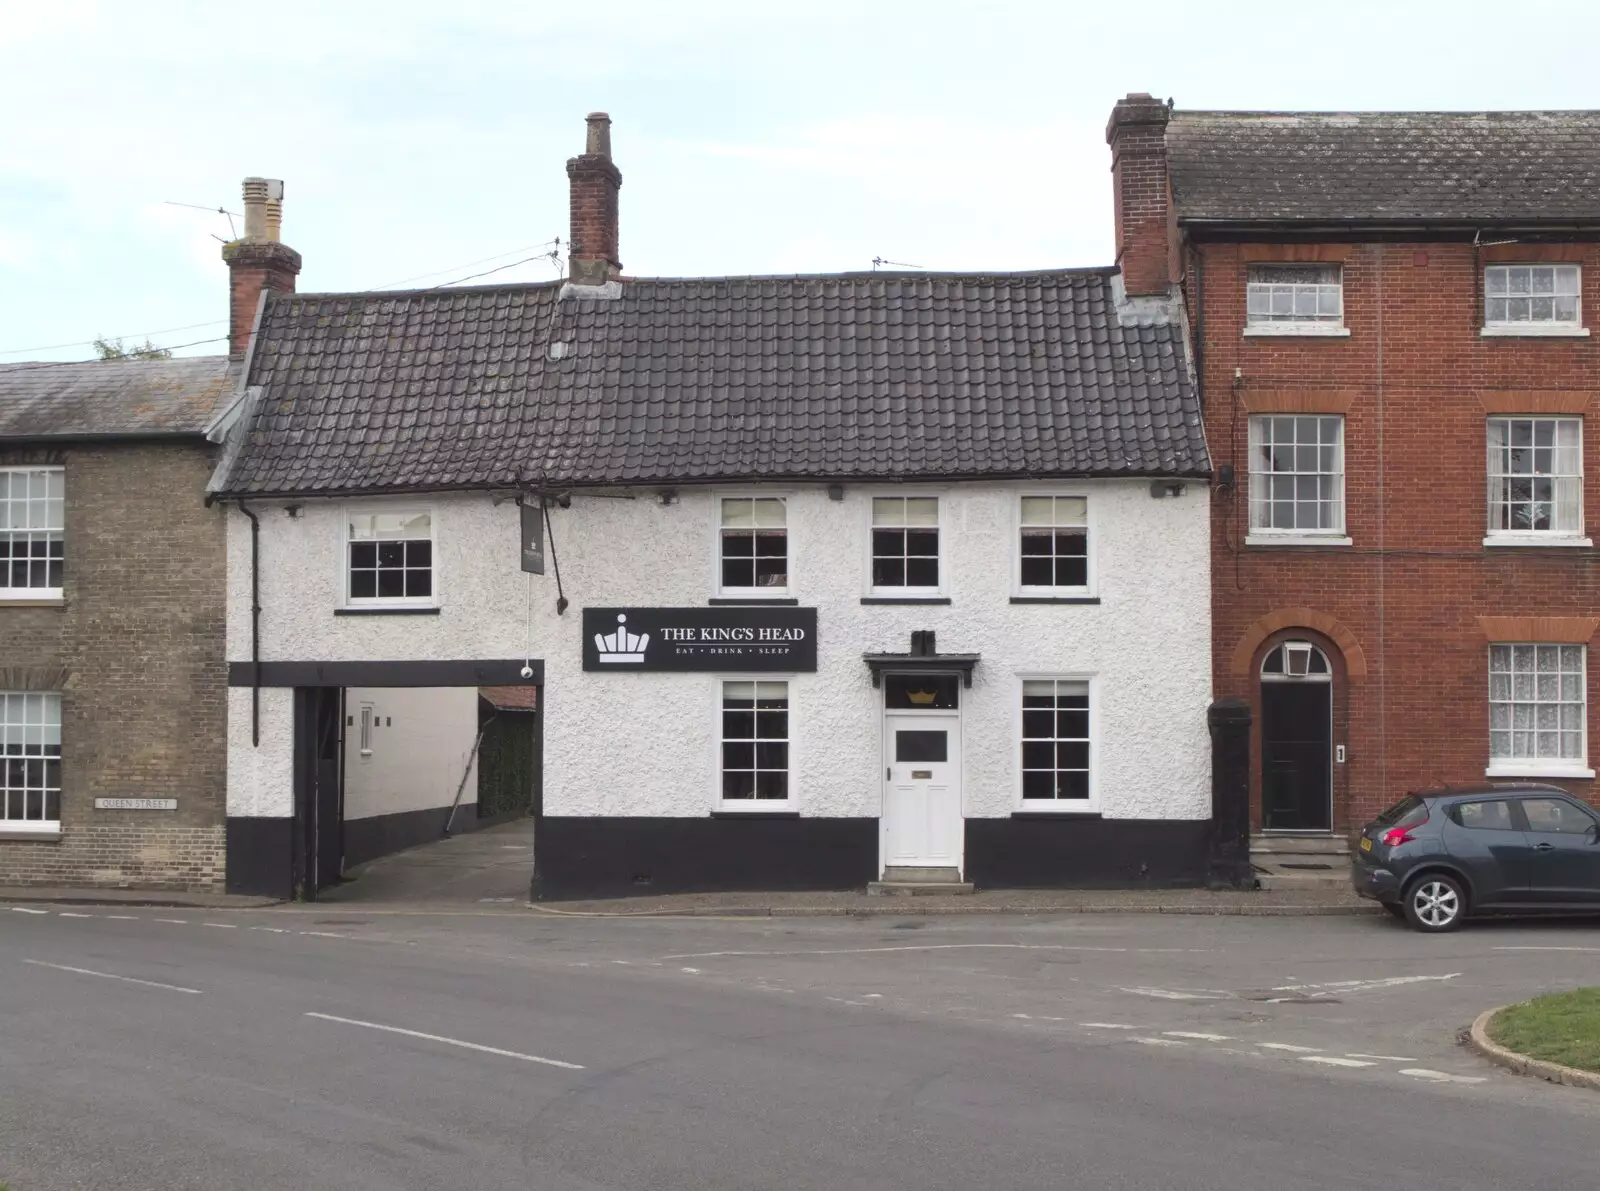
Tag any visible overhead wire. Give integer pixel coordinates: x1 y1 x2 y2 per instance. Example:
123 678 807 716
377 240 560 290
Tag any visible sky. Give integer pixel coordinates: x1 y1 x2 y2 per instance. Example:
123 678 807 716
3 0 1599 361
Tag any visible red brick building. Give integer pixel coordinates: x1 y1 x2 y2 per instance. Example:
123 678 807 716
1107 95 1600 857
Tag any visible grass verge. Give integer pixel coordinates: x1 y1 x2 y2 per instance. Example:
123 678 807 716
1490 987 1600 1074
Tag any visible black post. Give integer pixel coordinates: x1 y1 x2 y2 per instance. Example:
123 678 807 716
1207 697 1255 889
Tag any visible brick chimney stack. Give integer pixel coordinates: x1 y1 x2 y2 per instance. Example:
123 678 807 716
222 177 301 357
1106 93 1175 298
567 113 623 287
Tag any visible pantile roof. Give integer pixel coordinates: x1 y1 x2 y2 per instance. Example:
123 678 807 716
212 268 1206 497
1167 110 1600 224
0 356 235 440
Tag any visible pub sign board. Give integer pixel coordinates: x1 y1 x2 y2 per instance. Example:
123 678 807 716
520 501 545 575
582 607 817 672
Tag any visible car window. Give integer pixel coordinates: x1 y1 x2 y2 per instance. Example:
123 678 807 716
1375 795 1425 826
1520 797 1599 835
1450 800 1517 830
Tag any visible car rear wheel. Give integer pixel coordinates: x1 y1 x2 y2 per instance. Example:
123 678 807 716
1402 873 1467 933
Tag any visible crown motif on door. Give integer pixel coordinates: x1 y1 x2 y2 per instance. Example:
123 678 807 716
594 613 649 663
906 689 938 705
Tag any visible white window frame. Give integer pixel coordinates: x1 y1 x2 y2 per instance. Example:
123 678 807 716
1015 673 1097 813
866 494 943 596
1015 494 1094 596
1243 263 1350 337
1486 643 1593 779
1482 264 1589 338
343 505 437 608
715 676 795 811
1 691 62 834
1245 414 1352 546
0 465 64 601
1484 416 1588 546
715 495 790 599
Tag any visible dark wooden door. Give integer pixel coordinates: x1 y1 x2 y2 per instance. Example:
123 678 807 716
1261 682 1332 831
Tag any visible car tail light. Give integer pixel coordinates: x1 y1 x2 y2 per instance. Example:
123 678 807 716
1382 812 1427 847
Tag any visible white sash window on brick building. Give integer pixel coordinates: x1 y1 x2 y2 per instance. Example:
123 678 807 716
1486 417 1583 538
0 467 64 599
1 692 61 830
1488 644 1587 771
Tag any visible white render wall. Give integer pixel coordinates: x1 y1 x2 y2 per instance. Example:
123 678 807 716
225 479 1211 822
342 687 480 821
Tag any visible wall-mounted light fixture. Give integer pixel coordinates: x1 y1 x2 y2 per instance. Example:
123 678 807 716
1148 480 1186 499
827 484 845 502
657 489 678 506
283 504 303 518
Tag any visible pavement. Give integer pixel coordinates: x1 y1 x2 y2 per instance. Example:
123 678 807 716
2 898 1598 1189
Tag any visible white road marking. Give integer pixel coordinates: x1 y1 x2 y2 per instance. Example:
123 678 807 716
300 931 348 939
1301 1056 1376 1069
153 918 188 925
1133 1036 1186 1047
1493 946 1600 954
1120 987 1231 1001
1259 1043 1322 1053
22 959 201 995
1401 1068 1487 1085
250 926 288 933
1347 1053 1419 1063
201 923 238 930
680 967 702 974
1270 974 1461 994
105 915 139 921
57 912 92 918
662 943 1144 960
1080 1022 1139 1030
9 907 48 914
304 1012 583 1070
1163 1031 1233 1042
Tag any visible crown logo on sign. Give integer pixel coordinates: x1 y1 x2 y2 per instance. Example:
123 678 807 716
906 689 938 705
594 613 650 663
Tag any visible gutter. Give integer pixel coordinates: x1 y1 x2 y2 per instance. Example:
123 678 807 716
0 431 210 445
210 467 1219 505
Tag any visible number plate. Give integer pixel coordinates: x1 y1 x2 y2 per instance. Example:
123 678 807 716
1360 836 1373 852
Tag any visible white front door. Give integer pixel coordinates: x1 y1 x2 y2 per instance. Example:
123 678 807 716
882 712 962 869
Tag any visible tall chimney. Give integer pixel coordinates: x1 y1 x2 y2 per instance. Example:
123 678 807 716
566 113 622 287
221 177 301 357
1106 93 1174 298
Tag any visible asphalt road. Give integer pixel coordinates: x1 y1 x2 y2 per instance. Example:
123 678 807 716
2 905 1598 1190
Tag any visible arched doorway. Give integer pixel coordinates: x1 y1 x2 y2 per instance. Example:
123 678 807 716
1259 640 1332 831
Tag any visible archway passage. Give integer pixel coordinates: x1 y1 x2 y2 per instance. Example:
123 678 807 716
1259 641 1332 831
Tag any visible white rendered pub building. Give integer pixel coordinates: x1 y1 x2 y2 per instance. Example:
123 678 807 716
207 116 1215 898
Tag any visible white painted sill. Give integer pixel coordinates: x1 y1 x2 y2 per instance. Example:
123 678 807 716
1483 535 1592 548
1014 804 1102 815
1485 764 1596 780
0 824 62 841
1245 534 1353 548
713 804 796 814
0 590 64 605
1480 325 1590 338
1243 325 1351 338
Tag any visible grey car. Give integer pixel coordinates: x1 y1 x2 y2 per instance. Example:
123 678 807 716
1351 784 1600 932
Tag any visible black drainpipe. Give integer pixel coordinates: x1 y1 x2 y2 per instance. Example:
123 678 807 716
239 502 262 747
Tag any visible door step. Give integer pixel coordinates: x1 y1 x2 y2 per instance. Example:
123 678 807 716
869 866 973 896
1251 834 1350 890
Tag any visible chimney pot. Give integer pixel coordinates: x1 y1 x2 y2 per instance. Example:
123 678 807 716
585 112 613 158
